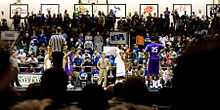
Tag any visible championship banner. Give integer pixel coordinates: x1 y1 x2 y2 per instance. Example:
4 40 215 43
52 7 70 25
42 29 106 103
110 32 127 45
18 74 42 87
1 31 19 41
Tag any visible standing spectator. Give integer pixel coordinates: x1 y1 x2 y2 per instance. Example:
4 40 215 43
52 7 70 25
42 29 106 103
49 27 66 52
164 7 171 33
13 11 21 31
1 18 9 31
0 11 6 22
94 32 104 52
84 32 93 53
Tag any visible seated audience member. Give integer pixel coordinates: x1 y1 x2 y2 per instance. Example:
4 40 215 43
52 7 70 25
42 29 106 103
172 37 220 110
0 44 21 110
26 54 39 66
17 49 27 64
79 84 108 110
73 52 83 71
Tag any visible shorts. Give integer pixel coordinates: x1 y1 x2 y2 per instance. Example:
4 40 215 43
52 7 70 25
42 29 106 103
147 59 160 75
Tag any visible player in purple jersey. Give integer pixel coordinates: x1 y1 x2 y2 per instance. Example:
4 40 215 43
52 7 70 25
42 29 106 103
144 36 164 88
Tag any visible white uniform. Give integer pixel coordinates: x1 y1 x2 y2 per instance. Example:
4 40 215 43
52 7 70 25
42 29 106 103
115 53 126 77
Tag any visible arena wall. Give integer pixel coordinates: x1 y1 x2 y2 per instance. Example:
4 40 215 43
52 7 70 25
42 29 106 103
0 0 218 25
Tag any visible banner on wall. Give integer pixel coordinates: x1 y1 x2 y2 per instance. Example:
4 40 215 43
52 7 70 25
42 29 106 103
140 4 159 17
1 31 19 41
173 4 192 16
110 32 128 45
10 4 28 18
74 4 93 15
41 4 60 15
108 4 126 18
18 74 42 87
93 4 108 16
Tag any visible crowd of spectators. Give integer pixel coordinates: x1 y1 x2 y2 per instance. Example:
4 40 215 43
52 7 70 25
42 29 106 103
0 5 220 110
0 5 220 87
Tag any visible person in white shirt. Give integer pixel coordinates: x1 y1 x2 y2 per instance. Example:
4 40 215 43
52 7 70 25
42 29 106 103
85 32 93 41
115 51 126 84
26 54 38 64
94 32 103 52
10 49 21 87
17 49 26 64
44 47 52 71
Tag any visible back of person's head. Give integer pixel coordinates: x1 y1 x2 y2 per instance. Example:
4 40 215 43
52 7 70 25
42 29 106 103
79 84 108 110
109 103 153 110
57 27 62 33
11 99 52 110
40 68 68 100
113 82 125 99
172 37 220 110
25 83 41 100
0 43 15 91
52 52 64 68
123 76 147 105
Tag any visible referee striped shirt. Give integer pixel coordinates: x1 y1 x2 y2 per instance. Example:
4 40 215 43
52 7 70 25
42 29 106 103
49 34 66 52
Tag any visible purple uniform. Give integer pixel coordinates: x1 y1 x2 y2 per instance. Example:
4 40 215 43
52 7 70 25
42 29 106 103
64 52 74 76
145 43 164 75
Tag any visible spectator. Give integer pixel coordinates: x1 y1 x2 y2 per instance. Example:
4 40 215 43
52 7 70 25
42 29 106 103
123 76 148 105
40 68 68 109
79 84 108 110
17 49 27 64
172 37 220 110
26 54 39 65
13 11 21 31
94 32 104 52
0 43 21 110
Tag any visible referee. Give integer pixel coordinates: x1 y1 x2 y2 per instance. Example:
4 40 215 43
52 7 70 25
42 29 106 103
49 27 66 52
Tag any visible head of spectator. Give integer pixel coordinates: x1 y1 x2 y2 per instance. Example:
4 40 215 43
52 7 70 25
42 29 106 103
11 99 52 110
172 37 220 110
79 84 108 110
123 76 148 105
57 27 62 34
109 103 153 110
40 68 68 103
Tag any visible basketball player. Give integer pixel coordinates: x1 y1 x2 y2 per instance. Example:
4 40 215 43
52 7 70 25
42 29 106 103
144 37 164 88
97 53 111 88
44 47 52 71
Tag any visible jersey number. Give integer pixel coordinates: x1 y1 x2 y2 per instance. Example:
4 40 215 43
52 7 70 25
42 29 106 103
152 47 158 53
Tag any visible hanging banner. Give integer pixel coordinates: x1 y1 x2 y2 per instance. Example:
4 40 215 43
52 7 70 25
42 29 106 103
110 32 128 45
18 74 42 87
1 31 19 41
